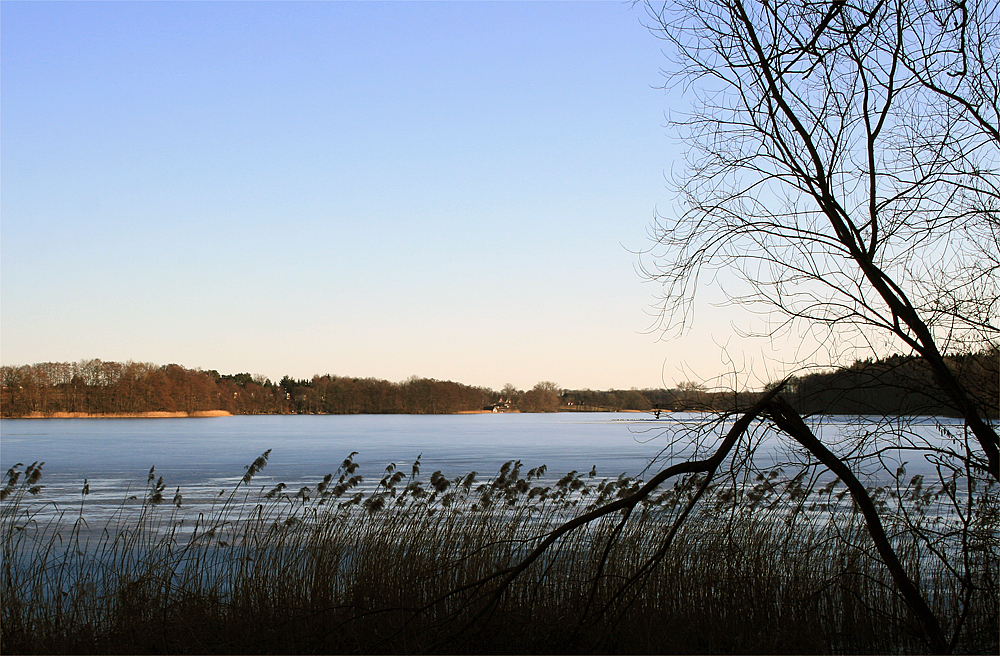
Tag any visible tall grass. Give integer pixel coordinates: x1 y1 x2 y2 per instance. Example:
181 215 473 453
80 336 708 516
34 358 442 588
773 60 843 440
2 453 997 654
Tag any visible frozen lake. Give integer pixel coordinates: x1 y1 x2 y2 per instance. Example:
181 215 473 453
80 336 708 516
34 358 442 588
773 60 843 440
0 412 967 521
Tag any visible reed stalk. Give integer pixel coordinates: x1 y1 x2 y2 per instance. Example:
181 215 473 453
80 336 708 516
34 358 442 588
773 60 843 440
2 454 996 654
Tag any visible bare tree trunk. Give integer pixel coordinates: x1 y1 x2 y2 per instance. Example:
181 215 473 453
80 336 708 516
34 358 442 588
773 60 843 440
764 395 950 654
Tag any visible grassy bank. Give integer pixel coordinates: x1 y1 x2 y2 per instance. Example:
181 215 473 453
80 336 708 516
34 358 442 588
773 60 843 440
2 455 997 654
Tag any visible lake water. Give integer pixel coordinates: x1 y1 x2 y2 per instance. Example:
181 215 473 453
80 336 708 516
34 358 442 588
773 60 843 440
0 412 967 522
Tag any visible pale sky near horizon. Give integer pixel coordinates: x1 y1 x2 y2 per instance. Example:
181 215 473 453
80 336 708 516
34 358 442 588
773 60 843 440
1 0 810 392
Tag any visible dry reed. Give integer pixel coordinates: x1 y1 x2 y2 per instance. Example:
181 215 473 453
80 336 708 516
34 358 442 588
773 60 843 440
1 453 997 654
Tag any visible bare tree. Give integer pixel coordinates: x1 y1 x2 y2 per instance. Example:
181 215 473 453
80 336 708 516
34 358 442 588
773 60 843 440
521 381 562 412
642 0 997 476
425 2 997 653
637 2 997 649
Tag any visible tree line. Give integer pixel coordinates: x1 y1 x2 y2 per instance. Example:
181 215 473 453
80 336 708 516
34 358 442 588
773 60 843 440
1 350 995 418
0 361 490 417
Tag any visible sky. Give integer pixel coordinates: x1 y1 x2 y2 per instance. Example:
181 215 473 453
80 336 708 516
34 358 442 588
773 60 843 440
1 1 805 391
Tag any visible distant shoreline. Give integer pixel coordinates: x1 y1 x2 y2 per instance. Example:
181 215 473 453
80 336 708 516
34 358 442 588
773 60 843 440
3 408 653 419
8 410 232 419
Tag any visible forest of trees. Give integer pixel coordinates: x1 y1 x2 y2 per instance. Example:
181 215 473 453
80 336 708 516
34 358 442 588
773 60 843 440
785 351 998 417
1 350 995 418
0 361 493 417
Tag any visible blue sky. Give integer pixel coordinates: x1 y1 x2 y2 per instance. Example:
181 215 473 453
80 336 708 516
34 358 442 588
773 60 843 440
2 1 798 391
